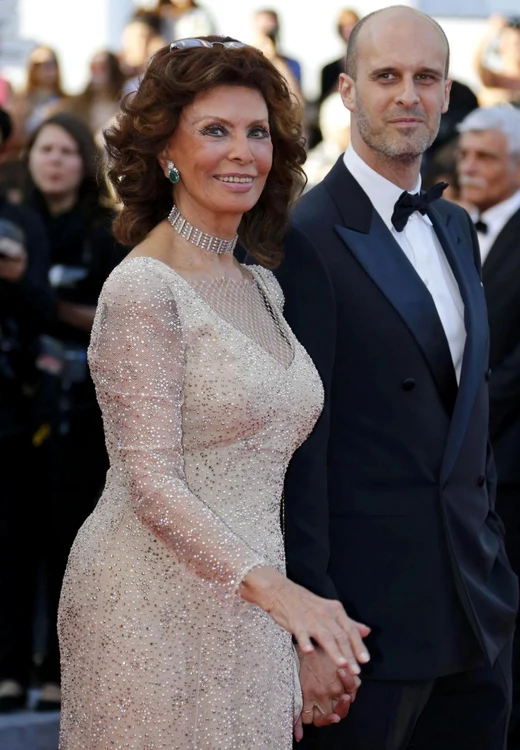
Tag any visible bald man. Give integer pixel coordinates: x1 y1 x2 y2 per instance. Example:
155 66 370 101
277 6 518 749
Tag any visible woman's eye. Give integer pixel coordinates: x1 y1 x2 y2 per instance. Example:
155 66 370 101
249 126 270 139
200 125 227 137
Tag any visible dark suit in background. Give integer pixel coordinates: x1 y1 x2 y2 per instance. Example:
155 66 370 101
482 206 520 740
278 158 518 749
320 57 345 103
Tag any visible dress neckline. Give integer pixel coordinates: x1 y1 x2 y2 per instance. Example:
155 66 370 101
119 256 296 372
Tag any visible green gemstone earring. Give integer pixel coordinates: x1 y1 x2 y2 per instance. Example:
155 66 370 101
167 160 180 184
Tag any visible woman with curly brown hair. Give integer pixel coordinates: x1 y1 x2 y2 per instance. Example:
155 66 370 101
57 37 370 750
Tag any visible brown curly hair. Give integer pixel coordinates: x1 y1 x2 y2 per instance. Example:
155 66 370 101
104 36 306 268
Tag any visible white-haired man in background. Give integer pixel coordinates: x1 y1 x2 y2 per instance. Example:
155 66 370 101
457 103 520 748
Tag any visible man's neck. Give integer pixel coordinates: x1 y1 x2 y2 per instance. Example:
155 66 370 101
351 135 422 192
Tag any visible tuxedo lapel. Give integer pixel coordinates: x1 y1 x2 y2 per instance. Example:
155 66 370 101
325 160 489 481
327 162 458 415
427 203 488 484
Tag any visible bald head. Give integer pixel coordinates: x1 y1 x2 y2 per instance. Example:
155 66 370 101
345 6 450 80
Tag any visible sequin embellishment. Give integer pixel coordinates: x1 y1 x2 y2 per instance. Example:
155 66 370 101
58 257 324 749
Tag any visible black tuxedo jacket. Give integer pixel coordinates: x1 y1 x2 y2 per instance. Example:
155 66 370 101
277 157 518 681
483 207 520 484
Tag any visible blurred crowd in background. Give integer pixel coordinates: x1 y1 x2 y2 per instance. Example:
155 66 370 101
1 0 520 724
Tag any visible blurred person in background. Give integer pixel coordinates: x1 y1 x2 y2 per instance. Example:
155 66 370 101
8 45 68 155
457 104 520 749
319 8 360 103
151 0 215 43
65 50 126 141
475 15 520 107
306 8 359 150
424 78 478 164
21 112 126 710
0 106 55 713
0 76 13 109
422 139 463 205
250 8 303 107
304 91 350 190
120 10 167 97
252 9 302 87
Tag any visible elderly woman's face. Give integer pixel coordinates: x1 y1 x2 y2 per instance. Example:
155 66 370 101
165 85 273 222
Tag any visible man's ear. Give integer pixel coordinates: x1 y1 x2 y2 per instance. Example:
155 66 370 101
442 78 452 116
339 73 356 114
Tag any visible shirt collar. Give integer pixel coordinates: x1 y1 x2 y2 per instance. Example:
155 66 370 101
480 189 520 236
343 144 426 230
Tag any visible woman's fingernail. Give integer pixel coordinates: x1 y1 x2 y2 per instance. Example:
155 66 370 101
360 651 370 662
351 663 361 674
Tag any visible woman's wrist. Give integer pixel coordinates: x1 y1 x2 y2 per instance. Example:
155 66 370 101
239 565 286 610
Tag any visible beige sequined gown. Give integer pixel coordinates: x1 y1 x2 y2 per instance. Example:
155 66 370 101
58 256 323 750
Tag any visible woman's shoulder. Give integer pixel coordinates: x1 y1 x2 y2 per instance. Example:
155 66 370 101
100 256 180 307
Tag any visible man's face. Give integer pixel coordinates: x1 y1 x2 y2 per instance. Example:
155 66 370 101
457 129 520 213
339 12 451 167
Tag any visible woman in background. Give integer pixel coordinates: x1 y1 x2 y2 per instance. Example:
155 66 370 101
66 50 125 139
24 112 125 710
8 46 68 154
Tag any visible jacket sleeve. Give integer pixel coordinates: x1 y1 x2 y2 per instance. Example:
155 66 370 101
275 225 339 600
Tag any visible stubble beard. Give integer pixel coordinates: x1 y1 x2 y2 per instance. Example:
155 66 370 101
355 96 439 165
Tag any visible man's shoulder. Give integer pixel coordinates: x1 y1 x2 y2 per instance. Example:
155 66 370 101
502 205 520 231
293 181 331 221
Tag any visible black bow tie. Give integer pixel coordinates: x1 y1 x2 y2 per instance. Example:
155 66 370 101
391 182 448 232
474 218 488 235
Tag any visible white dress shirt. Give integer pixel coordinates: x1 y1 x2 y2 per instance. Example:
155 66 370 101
475 189 520 266
344 145 466 382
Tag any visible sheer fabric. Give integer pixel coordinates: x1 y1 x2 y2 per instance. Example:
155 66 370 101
58 257 323 749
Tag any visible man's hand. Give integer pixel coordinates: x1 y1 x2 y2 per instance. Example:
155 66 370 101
298 646 361 728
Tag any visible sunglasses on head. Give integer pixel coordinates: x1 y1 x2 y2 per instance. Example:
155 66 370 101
170 38 246 51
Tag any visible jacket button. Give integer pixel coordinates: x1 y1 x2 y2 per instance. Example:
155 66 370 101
477 475 486 487
402 378 416 391
485 368 491 381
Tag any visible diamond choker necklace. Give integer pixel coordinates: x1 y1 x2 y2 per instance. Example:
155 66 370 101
167 206 238 255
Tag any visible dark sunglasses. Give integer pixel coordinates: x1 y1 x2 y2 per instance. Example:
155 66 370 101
170 38 246 52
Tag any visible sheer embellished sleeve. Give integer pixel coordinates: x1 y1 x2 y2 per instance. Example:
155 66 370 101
88 261 266 600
